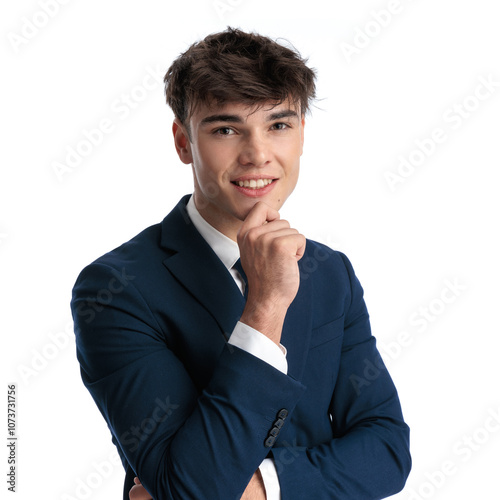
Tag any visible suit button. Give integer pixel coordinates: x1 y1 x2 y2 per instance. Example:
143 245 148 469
278 409 288 420
265 436 276 448
270 427 280 437
274 418 285 429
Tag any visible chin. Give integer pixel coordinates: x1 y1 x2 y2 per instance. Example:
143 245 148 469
230 195 284 222
234 207 252 222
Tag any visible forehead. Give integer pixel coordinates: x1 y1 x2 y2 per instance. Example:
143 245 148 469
191 99 302 125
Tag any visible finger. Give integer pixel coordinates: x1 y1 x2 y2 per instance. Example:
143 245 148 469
258 228 300 245
129 484 153 500
244 219 292 241
254 231 305 261
274 233 306 259
295 235 307 260
129 484 141 499
134 477 141 485
239 202 280 236
254 201 280 223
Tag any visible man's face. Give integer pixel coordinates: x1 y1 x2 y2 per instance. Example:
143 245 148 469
173 99 305 240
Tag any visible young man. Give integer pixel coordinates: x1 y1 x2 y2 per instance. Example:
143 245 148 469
71 28 411 500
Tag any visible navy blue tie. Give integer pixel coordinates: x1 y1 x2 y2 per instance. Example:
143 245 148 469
233 258 248 299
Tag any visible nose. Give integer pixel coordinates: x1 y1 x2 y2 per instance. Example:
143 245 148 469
238 133 270 168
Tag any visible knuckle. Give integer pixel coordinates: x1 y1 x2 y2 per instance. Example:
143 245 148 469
259 231 274 247
247 226 261 240
270 237 285 252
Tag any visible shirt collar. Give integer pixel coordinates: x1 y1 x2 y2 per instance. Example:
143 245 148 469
186 194 240 271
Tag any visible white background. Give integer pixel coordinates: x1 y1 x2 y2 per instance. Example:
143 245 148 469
2 0 499 499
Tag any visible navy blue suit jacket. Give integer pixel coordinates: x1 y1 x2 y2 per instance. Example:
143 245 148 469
71 195 411 499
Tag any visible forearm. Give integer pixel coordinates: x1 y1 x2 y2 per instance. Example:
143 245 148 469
228 322 287 500
105 346 303 500
159 346 302 499
272 417 410 500
239 300 288 347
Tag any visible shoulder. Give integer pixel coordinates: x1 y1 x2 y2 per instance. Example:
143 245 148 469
301 239 367 323
301 238 356 286
71 221 168 303
94 222 163 268
73 195 192 287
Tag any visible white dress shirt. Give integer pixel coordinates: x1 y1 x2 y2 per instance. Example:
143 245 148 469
186 195 285 499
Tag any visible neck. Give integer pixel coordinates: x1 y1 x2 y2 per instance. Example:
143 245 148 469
192 193 242 242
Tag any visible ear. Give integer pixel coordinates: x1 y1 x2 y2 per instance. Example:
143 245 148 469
172 118 193 164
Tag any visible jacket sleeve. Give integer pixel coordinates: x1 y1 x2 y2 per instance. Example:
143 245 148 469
272 252 411 499
71 262 306 500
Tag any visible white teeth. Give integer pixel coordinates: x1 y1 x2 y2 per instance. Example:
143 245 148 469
236 179 273 189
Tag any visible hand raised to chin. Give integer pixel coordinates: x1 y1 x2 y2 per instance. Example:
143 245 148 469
237 201 306 345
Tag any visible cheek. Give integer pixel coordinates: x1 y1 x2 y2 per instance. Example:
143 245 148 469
288 167 300 194
284 146 302 176
193 143 228 179
191 146 213 181
283 152 301 194
191 150 231 201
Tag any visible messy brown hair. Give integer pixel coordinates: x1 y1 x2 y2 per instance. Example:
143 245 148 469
164 27 316 133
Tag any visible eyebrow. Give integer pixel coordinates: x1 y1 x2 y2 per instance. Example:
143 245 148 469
267 110 300 121
200 109 300 126
200 114 243 125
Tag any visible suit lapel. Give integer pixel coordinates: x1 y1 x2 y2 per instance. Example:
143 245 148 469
160 196 245 339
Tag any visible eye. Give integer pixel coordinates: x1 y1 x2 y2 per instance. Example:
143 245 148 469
214 127 235 136
271 122 290 131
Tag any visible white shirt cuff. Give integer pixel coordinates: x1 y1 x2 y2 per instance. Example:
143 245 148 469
228 321 288 375
259 458 281 500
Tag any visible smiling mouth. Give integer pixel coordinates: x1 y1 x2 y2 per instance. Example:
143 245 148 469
231 178 275 190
